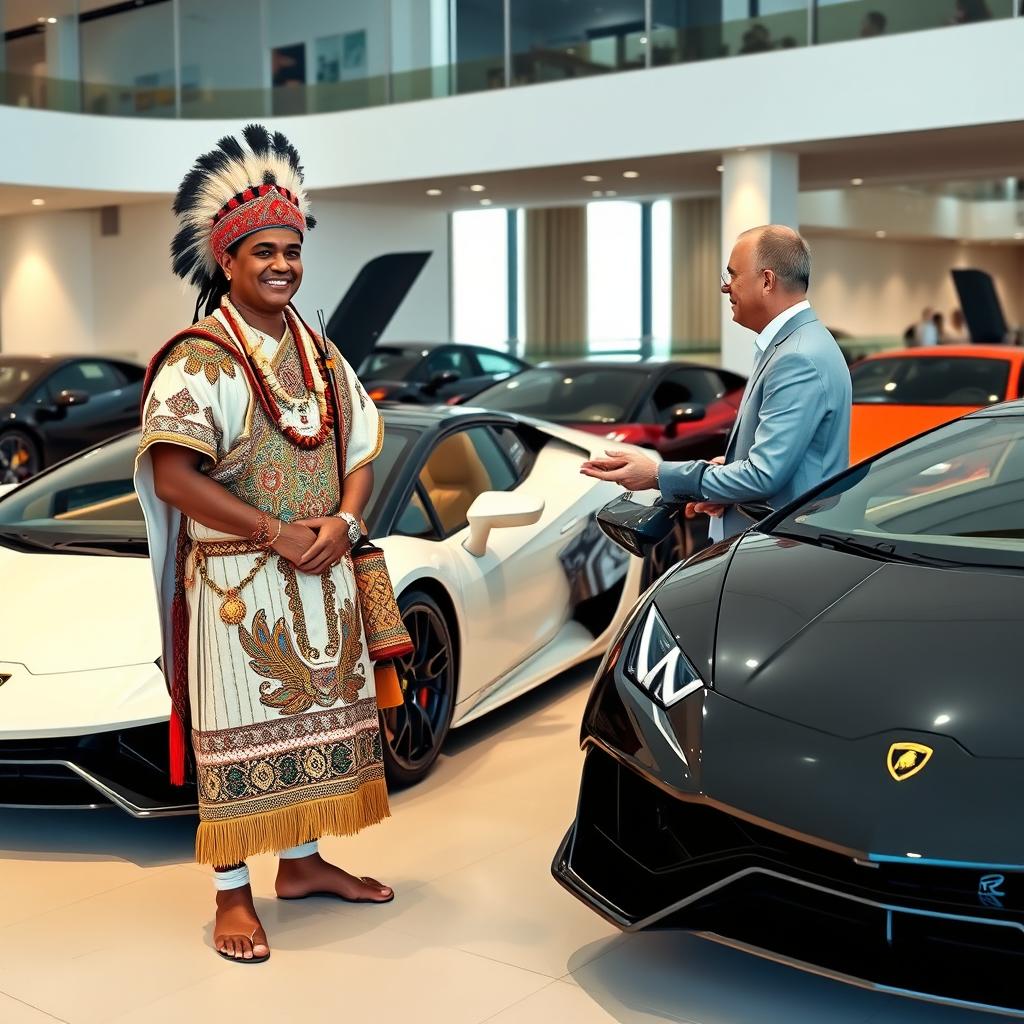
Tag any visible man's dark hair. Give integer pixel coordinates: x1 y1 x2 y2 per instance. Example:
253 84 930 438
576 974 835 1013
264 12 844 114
865 11 887 32
745 226 811 293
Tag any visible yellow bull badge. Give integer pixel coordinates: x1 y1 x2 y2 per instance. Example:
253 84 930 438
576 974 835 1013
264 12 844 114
887 742 934 782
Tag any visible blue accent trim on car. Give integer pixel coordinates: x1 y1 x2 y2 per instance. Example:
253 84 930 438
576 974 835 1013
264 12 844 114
869 853 1024 871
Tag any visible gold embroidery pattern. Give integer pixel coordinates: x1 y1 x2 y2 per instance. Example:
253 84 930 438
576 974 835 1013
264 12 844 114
202 406 223 443
140 415 219 459
166 338 238 384
277 557 341 662
145 393 161 421
239 607 365 717
167 387 200 418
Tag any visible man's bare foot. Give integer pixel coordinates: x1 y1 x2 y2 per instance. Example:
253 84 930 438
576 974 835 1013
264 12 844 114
275 851 393 903
214 885 270 962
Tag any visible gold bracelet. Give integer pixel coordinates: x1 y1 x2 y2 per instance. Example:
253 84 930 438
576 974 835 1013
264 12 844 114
270 518 284 545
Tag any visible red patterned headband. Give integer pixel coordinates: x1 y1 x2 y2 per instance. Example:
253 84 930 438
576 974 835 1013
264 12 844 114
210 184 306 266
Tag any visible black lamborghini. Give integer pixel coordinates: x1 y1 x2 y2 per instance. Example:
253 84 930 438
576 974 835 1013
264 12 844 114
554 400 1024 1017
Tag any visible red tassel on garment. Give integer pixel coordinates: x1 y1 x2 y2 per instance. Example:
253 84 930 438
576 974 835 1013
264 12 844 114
168 708 187 786
167 519 193 787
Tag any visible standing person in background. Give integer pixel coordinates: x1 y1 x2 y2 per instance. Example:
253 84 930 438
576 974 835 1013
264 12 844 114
949 308 970 343
932 311 946 344
952 0 992 21
580 226 851 543
860 11 887 36
915 308 940 347
135 124 395 965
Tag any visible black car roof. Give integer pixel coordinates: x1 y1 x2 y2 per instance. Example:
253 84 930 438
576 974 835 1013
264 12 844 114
532 358 716 372
372 341 449 352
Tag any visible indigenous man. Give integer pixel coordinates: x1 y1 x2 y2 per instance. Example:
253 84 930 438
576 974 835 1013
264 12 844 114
135 125 394 964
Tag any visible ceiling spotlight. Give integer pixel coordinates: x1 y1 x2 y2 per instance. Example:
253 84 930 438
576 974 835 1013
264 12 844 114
605 189 618 197
591 190 604 198
622 170 640 179
425 188 442 196
582 174 602 183
639 35 648 44
875 230 887 238
469 184 486 192
716 164 724 173
851 177 864 186
479 198 493 206
37 16 58 23
31 198 46 206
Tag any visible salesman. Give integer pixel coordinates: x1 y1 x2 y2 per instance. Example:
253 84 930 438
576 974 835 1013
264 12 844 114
581 225 851 542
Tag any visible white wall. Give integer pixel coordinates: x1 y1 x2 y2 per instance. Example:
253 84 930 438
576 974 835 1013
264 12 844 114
804 231 1024 339
0 199 450 362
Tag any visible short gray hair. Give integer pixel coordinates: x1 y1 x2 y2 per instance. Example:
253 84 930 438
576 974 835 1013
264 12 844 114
742 225 811 293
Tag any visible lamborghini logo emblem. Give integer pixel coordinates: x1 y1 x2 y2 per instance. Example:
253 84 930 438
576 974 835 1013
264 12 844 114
887 742 933 782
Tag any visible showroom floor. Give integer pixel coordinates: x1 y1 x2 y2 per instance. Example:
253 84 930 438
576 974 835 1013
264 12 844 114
0 664 992 1024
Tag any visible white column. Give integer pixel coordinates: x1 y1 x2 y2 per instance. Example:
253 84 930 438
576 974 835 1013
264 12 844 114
720 148 799 374
44 16 80 83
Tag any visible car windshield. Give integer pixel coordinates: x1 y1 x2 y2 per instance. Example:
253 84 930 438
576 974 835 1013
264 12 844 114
0 359 46 404
471 368 647 424
359 348 425 380
773 414 1024 570
850 356 1009 407
0 425 416 555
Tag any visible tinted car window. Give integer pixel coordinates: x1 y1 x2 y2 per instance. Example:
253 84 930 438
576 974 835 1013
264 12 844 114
394 487 438 540
651 368 726 417
472 368 647 424
46 360 124 398
0 360 45 404
359 349 426 381
491 425 536 483
423 348 474 379
851 357 1009 407
475 350 522 375
419 427 517 536
775 416 1024 569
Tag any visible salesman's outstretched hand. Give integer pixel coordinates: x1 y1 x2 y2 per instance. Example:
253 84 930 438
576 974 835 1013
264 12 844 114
580 449 659 491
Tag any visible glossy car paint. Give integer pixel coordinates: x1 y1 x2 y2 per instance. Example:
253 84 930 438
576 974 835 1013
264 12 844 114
850 345 1024 464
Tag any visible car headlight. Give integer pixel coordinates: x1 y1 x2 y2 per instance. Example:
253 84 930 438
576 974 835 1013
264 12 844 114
625 604 704 707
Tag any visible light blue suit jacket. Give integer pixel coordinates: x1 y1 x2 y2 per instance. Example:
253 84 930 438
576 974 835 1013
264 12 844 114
657 307 851 539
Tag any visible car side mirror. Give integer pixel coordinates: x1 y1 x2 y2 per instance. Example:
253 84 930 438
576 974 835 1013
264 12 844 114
424 370 460 396
663 403 705 437
56 389 90 408
463 491 545 557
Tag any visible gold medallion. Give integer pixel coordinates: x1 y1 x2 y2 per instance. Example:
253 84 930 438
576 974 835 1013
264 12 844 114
219 591 247 626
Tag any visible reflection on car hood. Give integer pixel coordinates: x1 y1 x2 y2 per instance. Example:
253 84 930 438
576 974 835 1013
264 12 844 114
0 545 160 672
700 533 1024 758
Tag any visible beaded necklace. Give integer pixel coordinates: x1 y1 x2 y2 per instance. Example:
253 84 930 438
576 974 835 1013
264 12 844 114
220 299 335 449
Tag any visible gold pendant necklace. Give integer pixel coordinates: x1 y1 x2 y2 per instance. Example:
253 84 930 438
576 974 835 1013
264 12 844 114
195 548 271 626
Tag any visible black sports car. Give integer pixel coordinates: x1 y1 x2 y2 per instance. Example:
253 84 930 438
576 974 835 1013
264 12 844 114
358 341 530 404
554 400 1024 1017
0 355 144 483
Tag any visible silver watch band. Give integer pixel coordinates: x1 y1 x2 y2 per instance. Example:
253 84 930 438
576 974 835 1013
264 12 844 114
338 511 361 544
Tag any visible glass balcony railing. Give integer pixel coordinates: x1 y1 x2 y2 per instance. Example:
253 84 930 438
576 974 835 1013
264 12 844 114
1 0 1017 120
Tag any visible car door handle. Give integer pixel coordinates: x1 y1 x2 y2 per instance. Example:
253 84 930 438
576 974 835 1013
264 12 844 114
560 517 581 535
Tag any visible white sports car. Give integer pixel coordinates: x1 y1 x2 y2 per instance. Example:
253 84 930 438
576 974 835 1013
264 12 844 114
0 406 663 814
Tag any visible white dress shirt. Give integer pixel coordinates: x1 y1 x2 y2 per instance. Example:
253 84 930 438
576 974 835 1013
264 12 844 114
708 299 811 543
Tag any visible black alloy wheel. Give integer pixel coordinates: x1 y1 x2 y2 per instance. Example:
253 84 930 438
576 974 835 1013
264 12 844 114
640 516 700 588
0 430 41 485
380 590 456 787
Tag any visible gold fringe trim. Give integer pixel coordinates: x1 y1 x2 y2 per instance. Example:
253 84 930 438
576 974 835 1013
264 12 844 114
374 662 404 710
195 778 390 866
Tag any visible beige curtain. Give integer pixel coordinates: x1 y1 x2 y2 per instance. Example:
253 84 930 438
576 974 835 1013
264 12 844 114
671 197 721 355
524 206 587 358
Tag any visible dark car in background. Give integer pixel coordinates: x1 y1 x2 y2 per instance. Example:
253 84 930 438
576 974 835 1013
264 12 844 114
555 399 1024 1018
0 355 144 483
469 360 747 578
358 341 530 404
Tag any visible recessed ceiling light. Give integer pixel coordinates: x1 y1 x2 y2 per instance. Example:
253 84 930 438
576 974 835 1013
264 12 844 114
479 198 493 206
622 170 640 179
851 177 864 186
591 190 604 198
582 174 602 183
31 198 45 206
37 16 58 23
425 188 442 196
875 230 887 238
605 189 618 197
716 164 724 173
639 35 648 44
469 184 486 192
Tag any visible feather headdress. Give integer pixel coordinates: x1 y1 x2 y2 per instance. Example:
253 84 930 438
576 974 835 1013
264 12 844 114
170 123 316 294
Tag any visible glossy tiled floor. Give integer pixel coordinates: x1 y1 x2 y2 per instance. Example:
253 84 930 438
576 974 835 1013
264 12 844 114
0 664 992 1024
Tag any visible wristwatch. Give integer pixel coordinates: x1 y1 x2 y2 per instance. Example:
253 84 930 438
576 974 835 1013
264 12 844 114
337 511 362 545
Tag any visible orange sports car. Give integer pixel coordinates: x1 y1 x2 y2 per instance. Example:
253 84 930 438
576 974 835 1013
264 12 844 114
849 345 1024 463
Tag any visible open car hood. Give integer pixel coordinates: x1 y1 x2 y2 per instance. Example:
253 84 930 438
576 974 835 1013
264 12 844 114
708 533 1024 758
325 252 431 370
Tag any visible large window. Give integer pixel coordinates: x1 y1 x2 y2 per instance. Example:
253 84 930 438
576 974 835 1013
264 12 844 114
587 201 642 352
452 209 510 349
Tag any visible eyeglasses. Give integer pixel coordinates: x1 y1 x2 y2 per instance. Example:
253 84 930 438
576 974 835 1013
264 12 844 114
721 267 762 288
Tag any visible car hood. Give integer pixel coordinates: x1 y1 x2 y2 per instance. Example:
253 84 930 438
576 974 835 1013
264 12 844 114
0 544 160 672
705 532 1024 758
850 403 976 464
